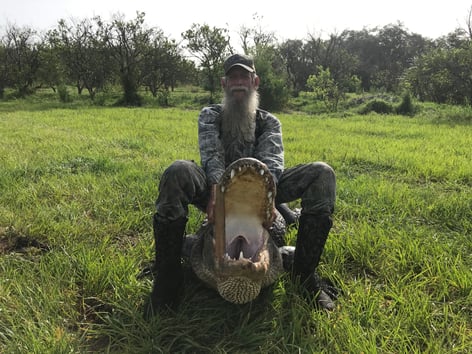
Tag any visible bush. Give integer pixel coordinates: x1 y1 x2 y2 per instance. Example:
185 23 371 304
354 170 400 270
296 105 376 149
57 85 72 103
360 99 393 114
396 92 416 116
258 74 289 112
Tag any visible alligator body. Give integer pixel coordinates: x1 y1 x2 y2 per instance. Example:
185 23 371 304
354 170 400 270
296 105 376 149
183 158 297 304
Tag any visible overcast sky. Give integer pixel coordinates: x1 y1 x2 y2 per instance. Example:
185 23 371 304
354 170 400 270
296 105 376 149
1 0 471 43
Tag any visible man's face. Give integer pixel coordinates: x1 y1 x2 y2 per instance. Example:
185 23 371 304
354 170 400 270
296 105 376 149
222 67 259 103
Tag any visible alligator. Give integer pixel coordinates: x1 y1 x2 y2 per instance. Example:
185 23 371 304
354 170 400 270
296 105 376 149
181 157 298 304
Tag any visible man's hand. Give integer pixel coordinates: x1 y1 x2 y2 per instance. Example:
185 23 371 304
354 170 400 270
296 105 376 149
206 184 218 224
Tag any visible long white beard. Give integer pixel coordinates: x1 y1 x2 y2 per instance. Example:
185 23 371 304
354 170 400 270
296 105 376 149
221 87 259 165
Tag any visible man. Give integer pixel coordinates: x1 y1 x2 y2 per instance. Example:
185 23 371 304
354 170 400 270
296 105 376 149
149 54 336 313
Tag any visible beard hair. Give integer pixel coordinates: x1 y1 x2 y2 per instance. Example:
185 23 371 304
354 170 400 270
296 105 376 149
221 86 260 165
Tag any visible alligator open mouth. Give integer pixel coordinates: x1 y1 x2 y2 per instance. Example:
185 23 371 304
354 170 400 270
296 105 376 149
211 158 276 302
190 158 284 304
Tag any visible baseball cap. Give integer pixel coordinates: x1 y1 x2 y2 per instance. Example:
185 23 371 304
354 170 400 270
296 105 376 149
223 54 256 74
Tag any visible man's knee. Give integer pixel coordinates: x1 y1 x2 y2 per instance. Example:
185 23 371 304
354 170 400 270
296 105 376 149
164 160 198 178
303 162 336 215
308 162 336 183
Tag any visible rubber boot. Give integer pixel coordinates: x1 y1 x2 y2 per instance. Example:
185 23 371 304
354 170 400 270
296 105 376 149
145 214 186 317
292 213 335 310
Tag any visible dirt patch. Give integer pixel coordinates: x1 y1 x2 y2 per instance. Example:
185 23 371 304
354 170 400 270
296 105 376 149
0 226 50 255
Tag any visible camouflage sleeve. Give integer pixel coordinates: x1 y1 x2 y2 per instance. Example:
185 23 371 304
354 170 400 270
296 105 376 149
254 112 284 184
198 105 225 185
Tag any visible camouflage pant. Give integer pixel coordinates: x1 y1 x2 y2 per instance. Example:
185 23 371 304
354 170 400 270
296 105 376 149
155 160 336 222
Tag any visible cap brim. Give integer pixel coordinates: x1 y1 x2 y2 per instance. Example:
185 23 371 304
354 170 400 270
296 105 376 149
225 63 255 74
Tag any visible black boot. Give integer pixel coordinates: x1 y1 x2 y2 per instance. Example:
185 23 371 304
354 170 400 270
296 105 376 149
145 214 186 317
293 214 335 310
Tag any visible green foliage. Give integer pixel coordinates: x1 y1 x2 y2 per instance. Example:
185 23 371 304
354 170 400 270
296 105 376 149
106 12 153 107
182 23 231 103
0 95 471 352
360 99 394 114
405 45 472 104
2 18 472 109
396 92 417 116
117 74 143 106
306 66 342 112
254 50 289 111
57 85 72 103
1 25 40 97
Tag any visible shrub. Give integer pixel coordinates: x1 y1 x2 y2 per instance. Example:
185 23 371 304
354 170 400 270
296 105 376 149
396 92 416 116
360 99 393 114
57 85 72 103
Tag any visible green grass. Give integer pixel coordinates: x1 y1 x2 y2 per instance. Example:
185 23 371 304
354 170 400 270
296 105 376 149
0 96 471 353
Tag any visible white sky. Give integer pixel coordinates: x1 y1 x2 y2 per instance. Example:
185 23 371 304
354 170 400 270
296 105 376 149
1 0 471 44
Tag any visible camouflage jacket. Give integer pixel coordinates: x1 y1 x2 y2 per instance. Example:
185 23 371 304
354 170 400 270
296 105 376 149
198 104 284 185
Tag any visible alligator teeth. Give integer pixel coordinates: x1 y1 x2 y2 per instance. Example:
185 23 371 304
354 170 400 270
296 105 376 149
223 252 251 261
267 191 273 199
221 185 225 193
260 169 265 175
230 169 235 179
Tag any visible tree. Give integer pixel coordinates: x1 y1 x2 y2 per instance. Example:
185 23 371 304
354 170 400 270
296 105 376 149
35 34 62 92
0 42 8 98
373 23 431 91
342 28 380 91
465 5 472 40
101 12 154 106
239 14 277 56
307 66 342 112
254 46 289 111
279 39 307 94
238 18 289 111
182 23 231 102
405 44 472 104
48 17 111 99
2 24 40 96
142 32 181 105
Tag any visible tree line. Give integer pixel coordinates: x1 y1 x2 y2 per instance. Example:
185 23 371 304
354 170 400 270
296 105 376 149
1 9 471 109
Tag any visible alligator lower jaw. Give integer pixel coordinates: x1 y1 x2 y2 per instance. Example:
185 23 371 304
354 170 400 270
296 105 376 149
215 249 270 282
215 249 270 304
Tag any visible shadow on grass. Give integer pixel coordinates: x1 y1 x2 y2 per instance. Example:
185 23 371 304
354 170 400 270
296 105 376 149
84 263 308 353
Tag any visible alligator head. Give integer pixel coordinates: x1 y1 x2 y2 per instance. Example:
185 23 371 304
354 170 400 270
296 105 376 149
190 158 285 304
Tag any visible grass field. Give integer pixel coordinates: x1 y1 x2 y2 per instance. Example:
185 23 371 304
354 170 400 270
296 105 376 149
0 94 471 353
